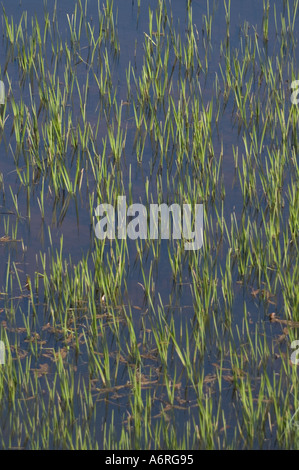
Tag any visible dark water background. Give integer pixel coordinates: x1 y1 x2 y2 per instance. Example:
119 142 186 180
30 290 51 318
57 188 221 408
0 0 298 448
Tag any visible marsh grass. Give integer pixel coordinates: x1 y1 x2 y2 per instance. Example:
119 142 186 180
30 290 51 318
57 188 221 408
0 0 298 450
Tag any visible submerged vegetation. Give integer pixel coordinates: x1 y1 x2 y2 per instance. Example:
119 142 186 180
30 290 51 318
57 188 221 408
0 0 298 449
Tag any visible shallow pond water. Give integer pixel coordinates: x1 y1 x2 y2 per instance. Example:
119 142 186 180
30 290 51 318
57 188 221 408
0 0 298 449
